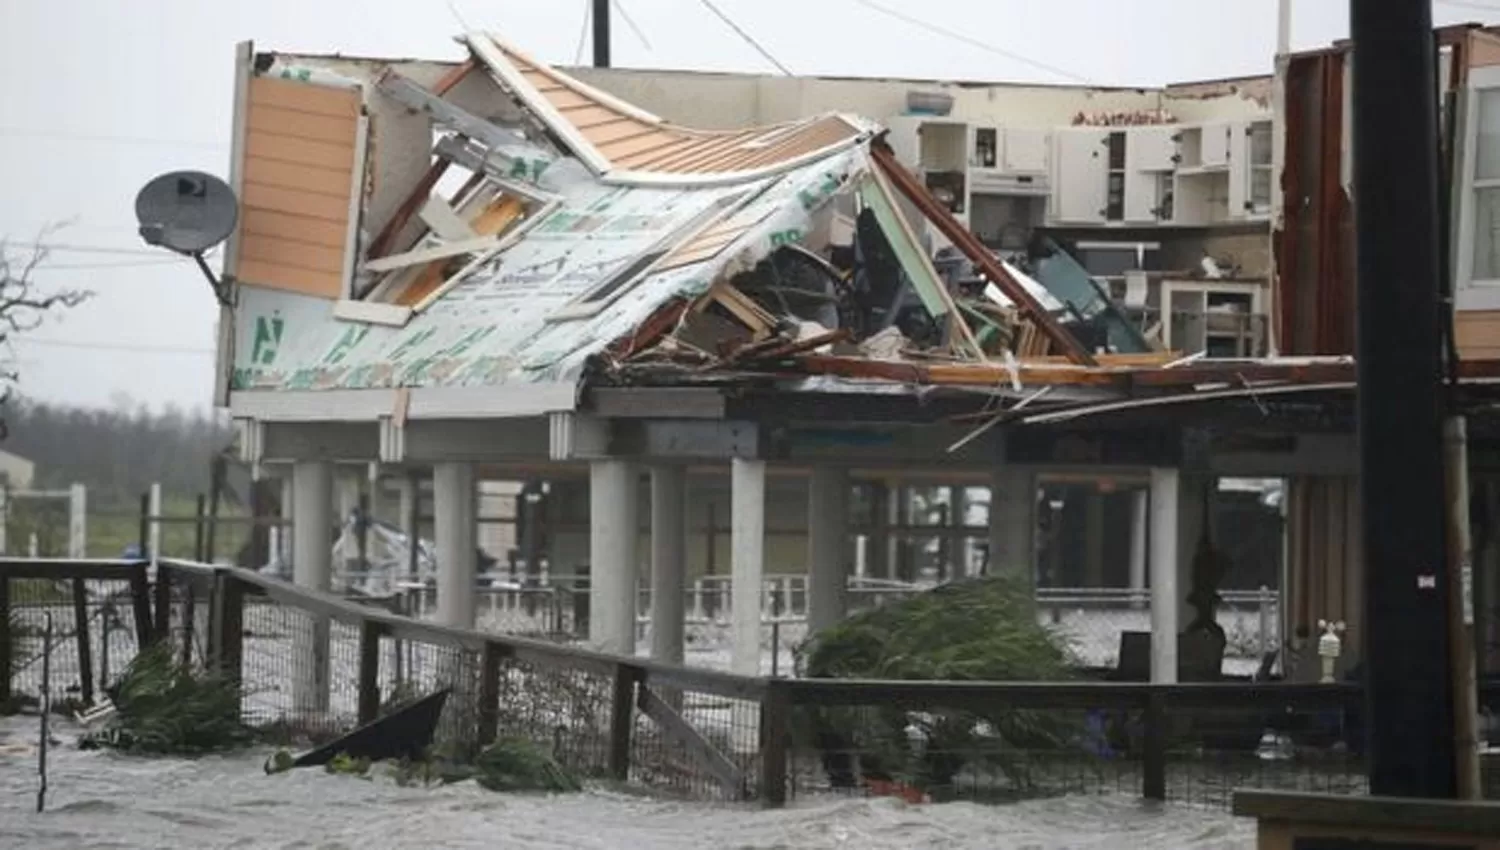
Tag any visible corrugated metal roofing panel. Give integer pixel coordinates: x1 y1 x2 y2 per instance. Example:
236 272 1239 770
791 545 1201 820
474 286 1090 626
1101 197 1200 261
468 34 870 180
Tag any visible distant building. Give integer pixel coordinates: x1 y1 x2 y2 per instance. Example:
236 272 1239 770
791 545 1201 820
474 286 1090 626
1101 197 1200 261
0 449 36 491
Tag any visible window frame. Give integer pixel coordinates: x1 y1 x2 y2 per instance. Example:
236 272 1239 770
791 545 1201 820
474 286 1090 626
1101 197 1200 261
1456 66 1500 308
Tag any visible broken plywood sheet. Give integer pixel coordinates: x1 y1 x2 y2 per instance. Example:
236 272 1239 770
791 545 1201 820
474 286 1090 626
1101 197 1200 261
230 147 864 394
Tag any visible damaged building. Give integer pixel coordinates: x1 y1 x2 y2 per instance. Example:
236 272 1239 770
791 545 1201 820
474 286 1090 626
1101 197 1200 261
217 29 1500 689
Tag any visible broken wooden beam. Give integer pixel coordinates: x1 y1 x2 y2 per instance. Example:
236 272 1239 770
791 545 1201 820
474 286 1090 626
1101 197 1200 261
869 141 1098 367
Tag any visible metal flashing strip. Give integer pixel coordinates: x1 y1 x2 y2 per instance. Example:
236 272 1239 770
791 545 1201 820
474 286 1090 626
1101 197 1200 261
229 381 579 422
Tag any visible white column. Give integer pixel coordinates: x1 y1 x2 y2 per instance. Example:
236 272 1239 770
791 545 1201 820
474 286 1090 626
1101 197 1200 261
279 474 295 571
988 467 1037 583
730 458 766 675
807 466 849 635
590 460 639 655
68 483 87 559
433 462 477 629
148 482 163 562
291 460 333 714
1149 468 1180 684
1129 489 1149 600
0 485 9 555
650 466 687 665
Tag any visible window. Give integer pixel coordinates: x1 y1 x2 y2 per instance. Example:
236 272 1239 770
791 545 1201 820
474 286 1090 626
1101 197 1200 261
1473 89 1500 282
1249 121 1273 213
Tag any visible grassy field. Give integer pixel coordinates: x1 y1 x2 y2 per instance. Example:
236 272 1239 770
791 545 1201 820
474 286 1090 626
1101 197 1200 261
5 494 251 562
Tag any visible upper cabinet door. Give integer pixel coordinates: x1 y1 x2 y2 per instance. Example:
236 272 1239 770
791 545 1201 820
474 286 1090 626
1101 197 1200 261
1227 121 1250 217
1200 121 1230 168
1125 125 1178 172
1053 128 1108 223
1003 127 1050 173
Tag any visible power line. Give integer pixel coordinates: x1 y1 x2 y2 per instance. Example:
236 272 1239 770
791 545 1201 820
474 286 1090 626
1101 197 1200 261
850 0 1094 85
575 0 592 65
699 0 793 76
0 125 226 150
13 337 214 356
612 0 654 51
3 242 170 258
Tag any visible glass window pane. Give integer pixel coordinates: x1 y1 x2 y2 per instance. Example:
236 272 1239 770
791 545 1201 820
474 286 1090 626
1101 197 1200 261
1472 186 1500 280
1250 122 1272 166
1476 90 1500 181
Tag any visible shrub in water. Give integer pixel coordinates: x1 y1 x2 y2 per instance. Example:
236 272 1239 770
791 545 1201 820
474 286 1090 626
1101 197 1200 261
799 575 1081 795
83 643 251 755
473 737 581 793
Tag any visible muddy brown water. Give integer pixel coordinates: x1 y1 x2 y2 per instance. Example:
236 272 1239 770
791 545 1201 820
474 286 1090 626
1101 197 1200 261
0 718 1253 849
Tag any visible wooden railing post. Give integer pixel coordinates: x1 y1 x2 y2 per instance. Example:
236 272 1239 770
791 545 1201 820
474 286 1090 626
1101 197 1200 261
153 563 171 641
608 664 639 781
70 578 94 705
129 570 153 650
357 620 382 725
477 642 502 748
1143 690 1167 802
0 577 12 706
211 571 245 686
759 679 791 807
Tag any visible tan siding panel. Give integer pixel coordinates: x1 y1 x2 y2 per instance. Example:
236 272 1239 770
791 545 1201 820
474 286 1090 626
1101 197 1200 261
241 182 350 222
245 130 355 170
237 257 344 299
239 233 345 273
249 76 361 119
1456 310 1500 359
242 155 353 198
247 101 360 145
240 208 349 250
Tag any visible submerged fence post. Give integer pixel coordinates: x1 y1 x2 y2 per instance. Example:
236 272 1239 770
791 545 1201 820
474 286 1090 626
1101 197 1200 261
153 563 171 642
759 680 791 807
1143 690 1167 801
211 572 245 686
0 576 11 706
37 612 52 814
129 568 153 649
357 620 382 725
477 642 502 749
70 578 93 707
608 664 639 781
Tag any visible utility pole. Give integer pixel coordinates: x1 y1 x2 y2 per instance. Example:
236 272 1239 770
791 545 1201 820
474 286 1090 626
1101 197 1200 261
1350 0 1458 798
593 0 611 68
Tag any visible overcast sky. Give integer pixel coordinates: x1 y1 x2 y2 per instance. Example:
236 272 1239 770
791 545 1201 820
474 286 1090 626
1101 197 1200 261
1 0 1494 412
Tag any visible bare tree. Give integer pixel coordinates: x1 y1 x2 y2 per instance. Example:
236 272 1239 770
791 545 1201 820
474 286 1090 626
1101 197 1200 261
0 234 92 436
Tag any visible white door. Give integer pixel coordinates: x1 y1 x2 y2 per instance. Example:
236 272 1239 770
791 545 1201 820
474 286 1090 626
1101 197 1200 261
1003 127 1050 173
1126 125 1178 172
1053 128 1108 223
1200 122 1230 168
1124 169 1163 223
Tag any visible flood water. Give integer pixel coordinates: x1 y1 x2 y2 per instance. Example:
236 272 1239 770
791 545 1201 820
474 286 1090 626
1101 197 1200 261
0 718 1254 850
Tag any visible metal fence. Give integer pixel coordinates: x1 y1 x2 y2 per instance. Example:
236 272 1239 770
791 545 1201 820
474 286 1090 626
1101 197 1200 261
0 557 1486 810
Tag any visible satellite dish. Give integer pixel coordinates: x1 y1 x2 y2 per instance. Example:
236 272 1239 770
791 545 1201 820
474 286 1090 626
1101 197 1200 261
135 170 238 254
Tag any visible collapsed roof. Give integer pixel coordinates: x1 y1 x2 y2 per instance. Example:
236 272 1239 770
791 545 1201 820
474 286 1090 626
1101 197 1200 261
222 32 1487 430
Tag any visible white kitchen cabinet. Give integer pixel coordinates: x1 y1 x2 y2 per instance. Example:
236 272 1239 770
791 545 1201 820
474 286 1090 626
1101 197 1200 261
1124 169 1167 223
1200 122 1231 169
1126 125 1179 173
1003 128 1050 173
1053 128 1109 223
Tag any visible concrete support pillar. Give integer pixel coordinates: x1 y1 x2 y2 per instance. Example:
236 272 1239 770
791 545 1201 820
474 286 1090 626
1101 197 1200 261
589 460 639 655
867 481 890 580
730 458 766 675
1149 468 1180 684
807 466 850 635
433 462 477 629
1129 488 1149 598
650 465 687 665
1083 489 1106 588
989 467 1037 583
291 459 333 713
